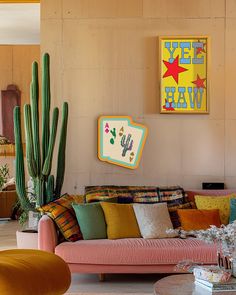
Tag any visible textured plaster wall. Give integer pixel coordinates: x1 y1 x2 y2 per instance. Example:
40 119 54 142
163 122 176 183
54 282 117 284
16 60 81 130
41 0 236 194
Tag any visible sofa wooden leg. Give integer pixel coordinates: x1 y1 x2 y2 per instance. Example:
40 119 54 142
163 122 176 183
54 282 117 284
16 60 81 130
99 273 105 282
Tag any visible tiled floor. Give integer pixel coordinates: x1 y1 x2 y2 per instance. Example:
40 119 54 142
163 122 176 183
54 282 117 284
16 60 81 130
0 220 165 294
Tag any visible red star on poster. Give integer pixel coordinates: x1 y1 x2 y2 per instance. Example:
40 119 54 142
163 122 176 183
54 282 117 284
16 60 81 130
196 41 206 55
192 74 206 88
163 55 188 84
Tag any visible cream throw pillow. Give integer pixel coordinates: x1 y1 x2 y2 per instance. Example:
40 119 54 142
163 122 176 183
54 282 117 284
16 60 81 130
133 203 176 239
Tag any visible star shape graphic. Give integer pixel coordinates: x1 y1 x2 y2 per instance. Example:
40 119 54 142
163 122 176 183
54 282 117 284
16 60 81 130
192 74 206 88
163 55 188 84
196 41 206 55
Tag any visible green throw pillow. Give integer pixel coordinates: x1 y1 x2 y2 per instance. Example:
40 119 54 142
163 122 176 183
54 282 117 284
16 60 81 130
72 203 107 240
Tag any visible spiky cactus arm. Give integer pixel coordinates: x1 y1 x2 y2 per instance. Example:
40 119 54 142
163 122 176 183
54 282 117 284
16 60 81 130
42 107 59 176
14 106 35 211
46 175 54 203
30 61 41 176
55 102 68 197
24 104 37 178
42 53 51 165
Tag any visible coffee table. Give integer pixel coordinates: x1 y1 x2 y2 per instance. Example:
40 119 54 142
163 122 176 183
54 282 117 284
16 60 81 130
154 274 236 295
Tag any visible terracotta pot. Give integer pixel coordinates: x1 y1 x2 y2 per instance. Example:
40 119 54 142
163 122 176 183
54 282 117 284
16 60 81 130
16 230 38 249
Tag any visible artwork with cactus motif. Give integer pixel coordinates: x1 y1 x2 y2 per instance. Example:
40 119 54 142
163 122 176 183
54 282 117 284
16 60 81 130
98 116 147 169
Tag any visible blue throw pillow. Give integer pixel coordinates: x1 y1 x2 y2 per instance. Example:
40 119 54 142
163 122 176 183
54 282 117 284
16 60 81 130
229 198 236 223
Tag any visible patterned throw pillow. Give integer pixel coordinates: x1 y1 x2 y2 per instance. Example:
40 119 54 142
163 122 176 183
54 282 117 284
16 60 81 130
195 194 236 225
168 202 195 228
40 194 83 242
158 186 186 206
85 185 133 203
130 186 159 203
84 191 117 203
85 185 159 203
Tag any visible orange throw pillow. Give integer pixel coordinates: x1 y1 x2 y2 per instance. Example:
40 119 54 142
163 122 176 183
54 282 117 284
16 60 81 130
177 209 221 231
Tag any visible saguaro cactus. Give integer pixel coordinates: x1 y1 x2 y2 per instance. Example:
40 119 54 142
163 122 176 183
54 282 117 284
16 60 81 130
14 53 69 210
120 134 133 157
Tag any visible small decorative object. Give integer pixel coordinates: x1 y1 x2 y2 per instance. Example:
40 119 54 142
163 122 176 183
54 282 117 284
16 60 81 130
98 116 147 169
194 265 231 283
168 222 236 276
159 36 209 114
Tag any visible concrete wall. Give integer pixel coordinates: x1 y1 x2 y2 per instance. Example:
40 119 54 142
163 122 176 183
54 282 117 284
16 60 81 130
41 0 236 194
0 45 40 177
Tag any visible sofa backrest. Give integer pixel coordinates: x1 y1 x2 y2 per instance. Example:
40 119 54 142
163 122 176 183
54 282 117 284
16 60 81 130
186 189 236 202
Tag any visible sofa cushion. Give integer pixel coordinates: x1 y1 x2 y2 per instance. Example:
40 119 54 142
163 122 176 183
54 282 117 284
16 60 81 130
168 202 195 228
72 203 107 240
40 194 83 242
177 209 221 230
100 202 141 239
85 185 159 203
229 198 236 224
85 186 133 203
195 194 236 225
158 186 186 206
133 203 176 238
55 238 217 265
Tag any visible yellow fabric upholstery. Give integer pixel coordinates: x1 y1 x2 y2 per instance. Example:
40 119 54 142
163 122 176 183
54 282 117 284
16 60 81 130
0 249 71 295
195 194 236 225
100 202 141 239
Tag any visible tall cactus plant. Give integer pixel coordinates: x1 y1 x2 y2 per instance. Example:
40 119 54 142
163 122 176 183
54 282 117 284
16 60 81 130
14 53 68 210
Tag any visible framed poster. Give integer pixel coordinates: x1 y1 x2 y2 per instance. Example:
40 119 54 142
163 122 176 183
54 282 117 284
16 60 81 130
160 36 209 114
98 116 148 169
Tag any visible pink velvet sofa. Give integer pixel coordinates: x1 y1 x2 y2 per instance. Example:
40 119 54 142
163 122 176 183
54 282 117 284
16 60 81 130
38 189 235 275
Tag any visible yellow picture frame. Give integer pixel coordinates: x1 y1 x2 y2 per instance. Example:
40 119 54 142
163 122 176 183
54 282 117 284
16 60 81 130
159 36 209 114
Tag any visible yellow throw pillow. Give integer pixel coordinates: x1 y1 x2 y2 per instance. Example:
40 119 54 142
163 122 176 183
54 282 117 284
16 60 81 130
100 202 141 239
195 195 236 225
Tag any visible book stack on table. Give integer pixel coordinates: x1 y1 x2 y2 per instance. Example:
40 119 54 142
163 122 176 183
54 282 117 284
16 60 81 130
194 266 234 293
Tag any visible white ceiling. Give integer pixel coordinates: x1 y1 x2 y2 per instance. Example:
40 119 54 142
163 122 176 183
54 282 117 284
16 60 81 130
0 3 40 44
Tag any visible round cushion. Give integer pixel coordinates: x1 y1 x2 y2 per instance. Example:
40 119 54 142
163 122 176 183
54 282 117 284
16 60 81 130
0 249 71 295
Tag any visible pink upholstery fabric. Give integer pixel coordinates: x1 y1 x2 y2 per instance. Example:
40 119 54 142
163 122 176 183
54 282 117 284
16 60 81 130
68 264 183 274
55 238 217 265
38 215 58 252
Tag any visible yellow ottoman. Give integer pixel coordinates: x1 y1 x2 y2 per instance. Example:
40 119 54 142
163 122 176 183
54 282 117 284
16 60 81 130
0 249 71 295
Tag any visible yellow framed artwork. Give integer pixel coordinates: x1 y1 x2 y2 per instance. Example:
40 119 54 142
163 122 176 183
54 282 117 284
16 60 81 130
159 36 209 114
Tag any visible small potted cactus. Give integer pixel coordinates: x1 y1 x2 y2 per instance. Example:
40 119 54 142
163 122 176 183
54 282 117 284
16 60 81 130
14 53 68 248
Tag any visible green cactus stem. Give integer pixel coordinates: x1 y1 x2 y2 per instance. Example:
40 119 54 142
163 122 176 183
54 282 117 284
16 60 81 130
46 175 54 203
55 102 68 197
120 134 133 157
14 107 35 212
42 53 51 165
24 104 37 178
30 61 41 177
42 107 59 176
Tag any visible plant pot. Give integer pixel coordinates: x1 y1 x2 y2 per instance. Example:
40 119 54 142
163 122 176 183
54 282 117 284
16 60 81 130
16 230 38 249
